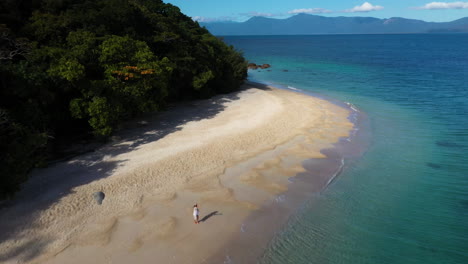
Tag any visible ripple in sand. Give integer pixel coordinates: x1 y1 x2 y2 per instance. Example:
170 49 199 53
128 216 178 252
75 217 119 246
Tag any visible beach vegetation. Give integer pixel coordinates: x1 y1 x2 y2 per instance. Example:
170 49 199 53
0 0 247 199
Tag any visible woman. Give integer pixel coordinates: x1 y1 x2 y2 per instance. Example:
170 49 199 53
193 204 200 224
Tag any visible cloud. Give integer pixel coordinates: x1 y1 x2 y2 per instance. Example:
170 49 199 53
288 8 332 14
415 1 468 9
239 11 275 17
345 2 384 12
192 16 237 22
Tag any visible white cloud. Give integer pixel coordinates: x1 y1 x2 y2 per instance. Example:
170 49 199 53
345 2 384 12
288 8 332 14
416 1 468 9
192 16 237 22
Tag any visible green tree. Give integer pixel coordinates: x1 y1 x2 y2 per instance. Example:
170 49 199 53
0 0 247 198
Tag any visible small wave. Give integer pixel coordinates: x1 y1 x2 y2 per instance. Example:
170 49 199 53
275 194 286 203
348 112 359 122
326 158 345 187
345 102 360 112
349 117 357 123
287 86 302 91
345 127 360 142
350 127 359 136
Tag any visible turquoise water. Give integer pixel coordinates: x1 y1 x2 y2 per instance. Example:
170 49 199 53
223 35 468 263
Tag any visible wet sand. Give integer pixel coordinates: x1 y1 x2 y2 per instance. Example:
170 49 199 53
0 83 354 264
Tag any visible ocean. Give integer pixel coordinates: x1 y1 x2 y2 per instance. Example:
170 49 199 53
223 34 468 264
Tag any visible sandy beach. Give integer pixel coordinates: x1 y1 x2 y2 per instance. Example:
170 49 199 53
0 83 353 264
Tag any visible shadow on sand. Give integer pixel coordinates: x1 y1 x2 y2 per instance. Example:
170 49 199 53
200 211 222 223
0 83 271 262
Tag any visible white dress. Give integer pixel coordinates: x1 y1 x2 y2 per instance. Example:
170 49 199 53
193 207 199 219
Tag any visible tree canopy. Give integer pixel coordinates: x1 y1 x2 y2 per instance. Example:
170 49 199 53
0 0 247 199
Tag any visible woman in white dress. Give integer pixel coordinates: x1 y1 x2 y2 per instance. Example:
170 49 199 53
193 204 200 224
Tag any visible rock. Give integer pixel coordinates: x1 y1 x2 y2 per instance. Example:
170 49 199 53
93 191 105 205
247 63 258 70
248 62 271 70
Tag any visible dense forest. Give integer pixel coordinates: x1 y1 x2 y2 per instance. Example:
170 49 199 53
0 0 247 199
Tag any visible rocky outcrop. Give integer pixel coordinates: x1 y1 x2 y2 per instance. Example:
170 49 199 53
247 63 271 70
247 63 258 69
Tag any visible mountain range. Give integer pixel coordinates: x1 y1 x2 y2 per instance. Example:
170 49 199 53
200 14 468 35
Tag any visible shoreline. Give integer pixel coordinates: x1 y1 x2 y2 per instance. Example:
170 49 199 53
0 82 359 264
206 82 370 263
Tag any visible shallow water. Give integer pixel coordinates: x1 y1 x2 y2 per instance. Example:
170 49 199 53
224 34 468 264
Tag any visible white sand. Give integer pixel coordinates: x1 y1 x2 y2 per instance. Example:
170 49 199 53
0 84 353 263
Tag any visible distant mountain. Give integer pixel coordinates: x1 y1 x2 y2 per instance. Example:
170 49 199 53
200 14 468 35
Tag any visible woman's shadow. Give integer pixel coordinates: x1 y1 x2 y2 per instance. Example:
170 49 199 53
200 211 222 223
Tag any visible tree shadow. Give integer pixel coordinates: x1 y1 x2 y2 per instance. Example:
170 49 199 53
0 84 270 262
0 237 52 263
200 211 222 223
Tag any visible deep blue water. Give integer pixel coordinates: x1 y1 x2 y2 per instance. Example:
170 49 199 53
223 34 468 264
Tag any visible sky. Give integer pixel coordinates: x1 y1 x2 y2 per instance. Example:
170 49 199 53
163 0 468 22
